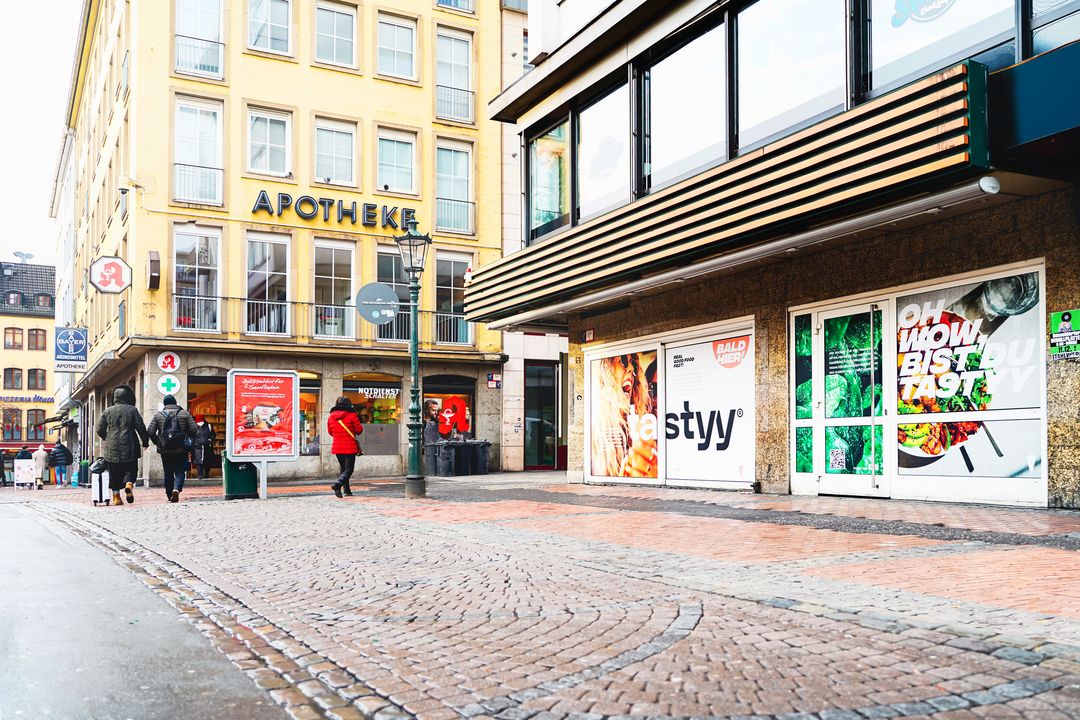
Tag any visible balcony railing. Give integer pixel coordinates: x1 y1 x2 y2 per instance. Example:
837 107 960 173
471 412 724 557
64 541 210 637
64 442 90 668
436 0 474 11
501 0 527 10
176 35 224 78
174 163 223 205
435 198 475 234
169 295 474 349
435 85 475 123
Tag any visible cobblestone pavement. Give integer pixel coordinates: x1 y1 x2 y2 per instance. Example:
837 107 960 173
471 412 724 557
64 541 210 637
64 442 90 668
8 474 1080 720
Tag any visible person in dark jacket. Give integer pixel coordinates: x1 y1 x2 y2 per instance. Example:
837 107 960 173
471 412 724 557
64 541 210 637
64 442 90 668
14 445 32 460
326 396 363 498
191 414 215 479
49 441 74 486
96 385 150 505
146 394 197 503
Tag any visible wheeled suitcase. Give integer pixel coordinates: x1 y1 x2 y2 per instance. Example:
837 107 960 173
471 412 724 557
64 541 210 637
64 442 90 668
91 466 110 506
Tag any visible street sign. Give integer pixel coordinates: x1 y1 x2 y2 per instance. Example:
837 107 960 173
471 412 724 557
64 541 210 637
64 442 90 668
55 327 88 372
157 351 181 372
157 374 181 396
89 256 133 294
356 282 400 325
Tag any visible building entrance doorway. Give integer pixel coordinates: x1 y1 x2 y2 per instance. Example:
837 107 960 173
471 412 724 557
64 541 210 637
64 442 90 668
524 361 558 470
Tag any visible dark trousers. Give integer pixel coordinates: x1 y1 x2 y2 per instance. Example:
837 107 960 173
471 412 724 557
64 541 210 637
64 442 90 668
335 454 355 485
106 461 138 491
161 453 188 497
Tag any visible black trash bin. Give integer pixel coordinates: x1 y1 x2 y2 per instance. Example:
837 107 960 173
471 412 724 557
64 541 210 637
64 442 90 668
424 443 439 476
455 442 474 475
435 442 456 477
472 441 492 475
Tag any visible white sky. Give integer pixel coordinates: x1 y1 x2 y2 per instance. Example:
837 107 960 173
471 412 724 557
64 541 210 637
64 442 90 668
0 0 82 267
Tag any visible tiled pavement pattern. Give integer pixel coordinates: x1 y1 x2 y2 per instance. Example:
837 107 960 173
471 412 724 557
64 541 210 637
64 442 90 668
8 475 1080 720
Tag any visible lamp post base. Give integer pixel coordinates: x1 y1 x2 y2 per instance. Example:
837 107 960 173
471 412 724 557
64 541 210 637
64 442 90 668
405 475 427 499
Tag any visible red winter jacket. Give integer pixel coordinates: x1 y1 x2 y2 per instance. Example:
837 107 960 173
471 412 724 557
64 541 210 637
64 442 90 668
327 408 364 455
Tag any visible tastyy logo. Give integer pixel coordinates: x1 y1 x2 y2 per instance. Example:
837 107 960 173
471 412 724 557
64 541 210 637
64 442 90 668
892 0 956 27
665 401 744 451
713 336 750 369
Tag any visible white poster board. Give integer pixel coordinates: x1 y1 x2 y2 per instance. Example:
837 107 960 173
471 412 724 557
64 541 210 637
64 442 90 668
13 459 35 488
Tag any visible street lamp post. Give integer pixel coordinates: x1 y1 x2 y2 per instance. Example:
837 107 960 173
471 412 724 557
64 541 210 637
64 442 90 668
394 219 432 499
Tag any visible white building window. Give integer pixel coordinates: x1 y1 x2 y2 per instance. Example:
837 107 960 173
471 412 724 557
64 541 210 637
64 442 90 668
246 232 290 335
174 97 223 204
176 0 223 78
249 0 291 54
435 140 472 233
435 252 471 344
313 241 354 338
315 118 356 185
173 227 221 332
377 128 416 193
376 248 410 342
248 108 291 176
436 29 472 122
315 1 355 67
377 14 416 79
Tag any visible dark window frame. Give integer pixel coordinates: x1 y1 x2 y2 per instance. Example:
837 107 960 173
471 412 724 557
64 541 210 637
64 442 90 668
26 409 46 442
28 329 46 351
525 113 572 245
572 75 633 224
3 368 23 390
4 327 22 349
5 291 21 306
28 368 46 390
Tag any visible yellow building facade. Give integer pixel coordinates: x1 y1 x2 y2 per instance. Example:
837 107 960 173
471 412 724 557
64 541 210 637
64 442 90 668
0 264 56 455
62 0 518 480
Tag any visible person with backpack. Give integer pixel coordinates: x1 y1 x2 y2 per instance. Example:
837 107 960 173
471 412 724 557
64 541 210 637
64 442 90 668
326 396 363 498
191 414 216 479
49 441 74 486
146 394 197 503
96 385 150 505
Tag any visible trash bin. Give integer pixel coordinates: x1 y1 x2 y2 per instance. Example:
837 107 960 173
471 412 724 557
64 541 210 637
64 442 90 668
222 452 259 500
76 459 90 487
424 443 439 476
435 442 456 477
471 441 492 475
455 442 474 476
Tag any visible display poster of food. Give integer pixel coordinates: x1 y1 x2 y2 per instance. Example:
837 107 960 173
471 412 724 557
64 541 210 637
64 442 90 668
822 309 884 475
1049 309 1080 360
664 335 755 483
590 350 658 478
228 371 298 459
896 272 1042 477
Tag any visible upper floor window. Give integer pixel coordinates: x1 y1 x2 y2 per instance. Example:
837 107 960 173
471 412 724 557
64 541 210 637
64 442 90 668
435 253 471 344
6 291 22 306
1032 3 1080 55
35 294 53 308
174 97 223 205
3 368 22 390
436 0 474 12
315 1 356 67
2 408 20 442
4 328 22 349
313 241 355 339
376 249 410 342
249 0 291 55
245 232 290 335
174 227 221 332
248 108 291 177
436 29 473 122
28 369 46 391
435 140 473 233
377 14 416 80
315 117 356 186
176 0 223 78
737 0 846 149
27 409 46 442
28 329 46 351
377 128 417 194
527 119 570 241
576 84 631 221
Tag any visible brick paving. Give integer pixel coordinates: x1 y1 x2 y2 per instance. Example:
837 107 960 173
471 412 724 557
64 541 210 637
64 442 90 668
7 475 1080 719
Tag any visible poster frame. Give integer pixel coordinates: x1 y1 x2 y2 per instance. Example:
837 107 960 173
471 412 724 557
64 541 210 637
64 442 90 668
787 259 1048 507
583 316 756 489
226 368 301 466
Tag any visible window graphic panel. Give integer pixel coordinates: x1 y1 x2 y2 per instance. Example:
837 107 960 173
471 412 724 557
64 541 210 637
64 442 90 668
590 350 658 479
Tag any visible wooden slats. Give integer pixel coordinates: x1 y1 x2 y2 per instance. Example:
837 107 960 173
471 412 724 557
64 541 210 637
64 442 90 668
467 62 989 322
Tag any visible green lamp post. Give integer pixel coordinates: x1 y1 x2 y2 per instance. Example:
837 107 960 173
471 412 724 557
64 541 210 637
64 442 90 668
394 218 432 498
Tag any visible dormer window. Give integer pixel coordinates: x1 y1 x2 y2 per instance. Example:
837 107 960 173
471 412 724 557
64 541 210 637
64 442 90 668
35 293 53 308
5 291 21 305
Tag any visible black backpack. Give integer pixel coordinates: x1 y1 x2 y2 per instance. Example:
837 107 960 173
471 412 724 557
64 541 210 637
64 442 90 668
160 410 186 452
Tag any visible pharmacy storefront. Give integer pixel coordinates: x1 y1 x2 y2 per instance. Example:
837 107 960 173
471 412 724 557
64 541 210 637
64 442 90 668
790 263 1046 506
585 320 756 488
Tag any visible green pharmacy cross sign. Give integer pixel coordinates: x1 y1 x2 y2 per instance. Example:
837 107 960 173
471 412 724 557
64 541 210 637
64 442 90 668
158 375 181 395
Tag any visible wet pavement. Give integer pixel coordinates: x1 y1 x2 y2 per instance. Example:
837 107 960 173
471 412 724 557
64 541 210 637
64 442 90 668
3 474 1080 719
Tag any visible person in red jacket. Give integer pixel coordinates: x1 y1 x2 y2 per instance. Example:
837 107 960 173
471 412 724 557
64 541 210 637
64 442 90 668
326 396 364 498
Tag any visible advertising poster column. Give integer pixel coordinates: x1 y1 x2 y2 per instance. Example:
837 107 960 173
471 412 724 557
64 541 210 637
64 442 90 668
226 369 300 499
665 334 755 487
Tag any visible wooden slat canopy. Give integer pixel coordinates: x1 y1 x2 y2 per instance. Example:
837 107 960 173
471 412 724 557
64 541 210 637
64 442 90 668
467 62 990 323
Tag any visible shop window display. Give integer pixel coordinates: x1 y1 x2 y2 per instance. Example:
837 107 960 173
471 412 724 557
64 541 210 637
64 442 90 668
298 376 321 456
188 379 227 474
343 378 401 455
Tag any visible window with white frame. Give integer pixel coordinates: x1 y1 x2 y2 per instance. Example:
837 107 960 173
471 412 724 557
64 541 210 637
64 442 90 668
248 108 291 176
436 28 472 122
313 241 354 338
435 140 472 233
174 226 221 331
314 118 356 185
249 0 291 54
377 128 416 193
176 0 223 77
376 247 410 341
435 253 471 344
246 232 290 334
174 97 223 204
315 1 355 67
377 14 416 79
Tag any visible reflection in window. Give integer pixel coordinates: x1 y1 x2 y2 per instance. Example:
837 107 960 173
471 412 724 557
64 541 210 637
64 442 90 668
1033 0 1080 16
528 119 570 240
871 0 1014 91
576 84 630 219
644 24 726 190
1033 9 1080 54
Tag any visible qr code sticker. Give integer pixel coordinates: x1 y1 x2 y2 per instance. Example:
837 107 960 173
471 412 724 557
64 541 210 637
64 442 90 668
828 448 847 471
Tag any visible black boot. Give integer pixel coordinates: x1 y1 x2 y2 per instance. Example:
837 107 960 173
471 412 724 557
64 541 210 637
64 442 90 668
331 482 343 498
342 482 353 496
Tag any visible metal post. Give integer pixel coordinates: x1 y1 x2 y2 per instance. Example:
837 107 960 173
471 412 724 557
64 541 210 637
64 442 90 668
405 275 426 498
259 460 268 500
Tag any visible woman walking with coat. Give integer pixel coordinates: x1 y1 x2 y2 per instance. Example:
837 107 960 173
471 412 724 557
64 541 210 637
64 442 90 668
326 396 363 498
